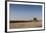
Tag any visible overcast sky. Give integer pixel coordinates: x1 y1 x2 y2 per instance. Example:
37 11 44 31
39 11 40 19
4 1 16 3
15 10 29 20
9 4 42 20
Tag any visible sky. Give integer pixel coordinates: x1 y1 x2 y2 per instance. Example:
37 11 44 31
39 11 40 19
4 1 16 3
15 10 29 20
9 4 42 20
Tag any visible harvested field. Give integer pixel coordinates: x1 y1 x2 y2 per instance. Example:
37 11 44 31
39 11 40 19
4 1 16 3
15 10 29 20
10 21 42 29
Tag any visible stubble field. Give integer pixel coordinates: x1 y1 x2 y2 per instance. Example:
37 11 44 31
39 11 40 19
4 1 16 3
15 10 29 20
10 20 42 29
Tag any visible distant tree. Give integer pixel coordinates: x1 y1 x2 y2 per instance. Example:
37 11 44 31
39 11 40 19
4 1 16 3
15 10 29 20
33 18 38 21
34 18 37 20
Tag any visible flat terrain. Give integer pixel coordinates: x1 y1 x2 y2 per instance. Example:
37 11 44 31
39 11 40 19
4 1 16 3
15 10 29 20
10 21 42 29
